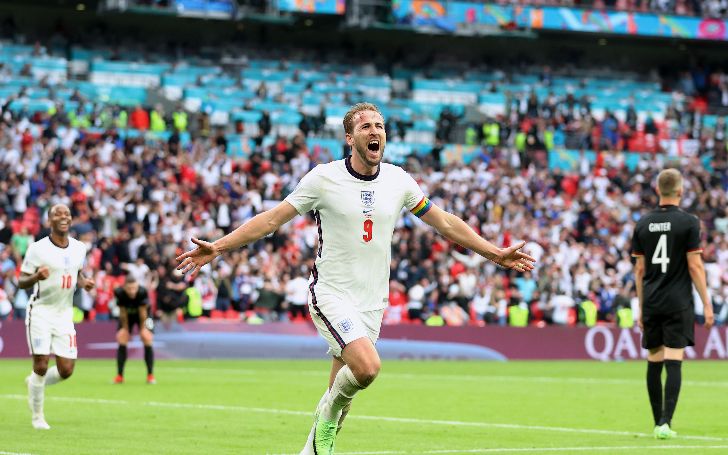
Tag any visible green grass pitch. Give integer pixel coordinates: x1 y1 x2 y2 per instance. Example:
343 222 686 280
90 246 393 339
1 359 726 454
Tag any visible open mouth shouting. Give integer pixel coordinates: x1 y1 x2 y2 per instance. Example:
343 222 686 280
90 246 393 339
367 139 380 152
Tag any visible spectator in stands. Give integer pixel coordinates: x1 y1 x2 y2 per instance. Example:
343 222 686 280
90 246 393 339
121 256 151 288
514 271 537 304
213 263 233 312
195 270 217 317
493 289 508 326
130 105 150 130
436 107 458 142
258 111 271 137
406 278 429 322
0 285 11 320
440 285 469 326
549 291 576 325
0 214 12 246
156 264 187 328
285 271 310 320
471 281 493 325
254 278 285 321
0 37 726 333
10 226 33 258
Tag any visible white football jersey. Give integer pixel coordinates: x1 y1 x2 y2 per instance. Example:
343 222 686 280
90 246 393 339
21 236 87 316
285 157 431 311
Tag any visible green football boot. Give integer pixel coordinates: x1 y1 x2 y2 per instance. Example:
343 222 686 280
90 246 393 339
313 415 338 454
654 423 677 440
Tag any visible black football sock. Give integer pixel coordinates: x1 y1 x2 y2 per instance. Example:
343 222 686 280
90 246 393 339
646 361 664 426
117 345 127 376
661 359 682 426
144 345 154 375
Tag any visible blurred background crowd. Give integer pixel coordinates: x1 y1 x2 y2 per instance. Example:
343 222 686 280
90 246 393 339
0 0 727 329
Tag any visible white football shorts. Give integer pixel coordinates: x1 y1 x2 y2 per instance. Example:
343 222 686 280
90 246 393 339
308 291 384 358
25 306 78 359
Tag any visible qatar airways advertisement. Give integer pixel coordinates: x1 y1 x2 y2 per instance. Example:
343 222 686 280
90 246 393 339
1 320 726 361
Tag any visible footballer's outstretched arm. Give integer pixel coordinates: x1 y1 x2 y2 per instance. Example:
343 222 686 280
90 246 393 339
419 204 535 272
176 201 299 276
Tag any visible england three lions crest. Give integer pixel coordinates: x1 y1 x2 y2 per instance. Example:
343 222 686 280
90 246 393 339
360 190 375 207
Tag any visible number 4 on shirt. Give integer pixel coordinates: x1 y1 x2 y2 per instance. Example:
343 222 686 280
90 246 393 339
61 274 73 289
362 219 373 242
652 234 670 273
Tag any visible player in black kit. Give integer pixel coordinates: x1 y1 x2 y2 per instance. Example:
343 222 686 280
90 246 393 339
113 275 156 384
631 168 714 439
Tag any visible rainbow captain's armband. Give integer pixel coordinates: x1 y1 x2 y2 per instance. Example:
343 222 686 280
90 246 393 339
411 197 432 218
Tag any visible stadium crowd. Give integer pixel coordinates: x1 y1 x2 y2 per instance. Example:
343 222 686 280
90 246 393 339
0 41 727 329
0 115 726 328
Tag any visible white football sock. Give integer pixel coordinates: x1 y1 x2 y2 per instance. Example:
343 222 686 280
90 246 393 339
30 371 45 386
44 366 62 386
28 372 46 416
316 388 329 415
320 366 363 421
338 401 351 433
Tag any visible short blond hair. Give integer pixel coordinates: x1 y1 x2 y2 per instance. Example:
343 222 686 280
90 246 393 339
343 102 382 135
657 168 682 197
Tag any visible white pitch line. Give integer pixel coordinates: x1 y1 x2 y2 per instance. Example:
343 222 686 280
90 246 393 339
1 394 726 443
0 393 313 416
271 452 402 455
0 451 35 455
417 446 728 454
161 367 728 388
273 446 728 455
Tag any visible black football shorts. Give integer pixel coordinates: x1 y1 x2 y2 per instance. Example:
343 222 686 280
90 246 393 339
642 307 695 350
117 311 142 333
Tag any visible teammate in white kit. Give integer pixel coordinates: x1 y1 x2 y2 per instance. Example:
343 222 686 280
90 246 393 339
18 204 94 430
176 103 536 454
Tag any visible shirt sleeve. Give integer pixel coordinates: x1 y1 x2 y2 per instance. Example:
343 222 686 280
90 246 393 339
630 223 643 257
114 288 126 307
20 243 40 274
401 170 431 218
687 216 702 253
284 166 322 215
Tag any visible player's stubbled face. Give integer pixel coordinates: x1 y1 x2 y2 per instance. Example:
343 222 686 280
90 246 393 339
50 205 72 234
351 110 386 167
123 282 139 297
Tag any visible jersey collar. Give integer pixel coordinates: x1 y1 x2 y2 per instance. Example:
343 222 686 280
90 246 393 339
48 235 69 249
345 156 379 181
